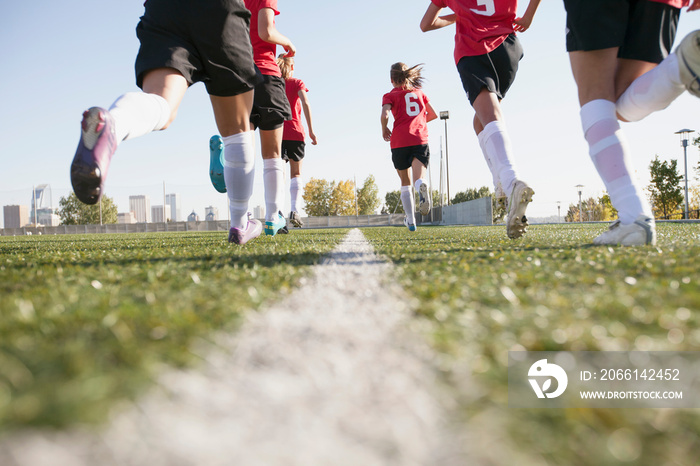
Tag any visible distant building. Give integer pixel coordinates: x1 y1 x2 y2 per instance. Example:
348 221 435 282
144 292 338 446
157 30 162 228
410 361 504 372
165 193 181 222
129 195 151 223
151 204 172 223
36 208 59 227
205 206 218 221
4 205 29 229
118 212 136 224
30 184 52 224
187 210 199 222
253 205 265 219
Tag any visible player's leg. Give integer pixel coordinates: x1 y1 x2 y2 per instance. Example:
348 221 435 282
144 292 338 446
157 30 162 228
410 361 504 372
411 147 431 216
615 2 696 121
570 49 655 244
260 127 287 235
289 158 304 227
392 147 416 231
210 90 259 242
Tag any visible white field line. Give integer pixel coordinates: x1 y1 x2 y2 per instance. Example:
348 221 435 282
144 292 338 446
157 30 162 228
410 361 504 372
0 228 472 466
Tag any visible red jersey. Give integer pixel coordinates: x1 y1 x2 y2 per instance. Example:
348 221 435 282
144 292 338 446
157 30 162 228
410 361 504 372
283 78 309 142
244 0 281 76
650 0 689 7
382 88 431 149
431 0 517 62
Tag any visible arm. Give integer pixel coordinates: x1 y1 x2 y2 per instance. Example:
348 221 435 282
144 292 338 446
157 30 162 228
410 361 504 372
513 0 541 33
425 101 438 122
298 89 317 145
420 3 455 32
258 8 296 56
688 0 700 11
381 104 392 142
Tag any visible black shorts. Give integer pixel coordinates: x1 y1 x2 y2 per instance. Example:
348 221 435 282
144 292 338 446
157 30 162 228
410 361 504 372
457 34 523 106
135 0 260 96
391 144 430 171
281 140 305 162
250 73 293 131
564 0 680 63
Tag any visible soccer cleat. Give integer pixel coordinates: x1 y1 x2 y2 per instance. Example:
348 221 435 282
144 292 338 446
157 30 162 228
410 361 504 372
403 215 416 232
228 215 262 245
70 107 117 205
506 180 534 239
418 182 431 216
676 30 700 98
264 211 287 236
593 215 656 246
209 135 227 193
289 211 304 228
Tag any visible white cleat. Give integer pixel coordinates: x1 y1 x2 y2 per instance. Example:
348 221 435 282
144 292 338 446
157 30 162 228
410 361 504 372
593 215 656 246
506 180 534 239
676 29 700 97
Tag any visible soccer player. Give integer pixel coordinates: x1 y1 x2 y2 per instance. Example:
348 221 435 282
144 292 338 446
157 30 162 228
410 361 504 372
244 0 295 236
277 54 318 228
70 0 262 245
381 62 438 232
420 0 541 239
563 0 700 246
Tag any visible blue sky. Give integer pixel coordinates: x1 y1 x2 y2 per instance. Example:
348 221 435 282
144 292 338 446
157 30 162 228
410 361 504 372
0 1 698 227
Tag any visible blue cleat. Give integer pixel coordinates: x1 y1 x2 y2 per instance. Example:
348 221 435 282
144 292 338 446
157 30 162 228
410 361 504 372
264 211 288 236
209 135 226 193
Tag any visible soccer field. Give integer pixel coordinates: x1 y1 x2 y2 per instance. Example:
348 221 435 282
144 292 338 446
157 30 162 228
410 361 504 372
1 223 699 464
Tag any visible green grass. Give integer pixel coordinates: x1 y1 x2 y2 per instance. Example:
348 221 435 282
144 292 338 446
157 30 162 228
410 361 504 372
0 229 347 431
363 222 700 466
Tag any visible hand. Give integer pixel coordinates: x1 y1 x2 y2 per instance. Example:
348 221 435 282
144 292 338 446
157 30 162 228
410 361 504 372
513 16 532 32
310 131 318 145
382 127 392 142
282 42 296 57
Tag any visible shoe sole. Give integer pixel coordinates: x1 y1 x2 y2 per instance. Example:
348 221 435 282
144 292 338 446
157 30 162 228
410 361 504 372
209 136 227 194
289 214 304 228
507 185 534 239
678 30 700 97
418 184 431 216
70 107 114 205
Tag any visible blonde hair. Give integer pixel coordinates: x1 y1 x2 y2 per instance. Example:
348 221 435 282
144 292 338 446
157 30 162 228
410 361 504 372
277 53 294 79
390 62 424 90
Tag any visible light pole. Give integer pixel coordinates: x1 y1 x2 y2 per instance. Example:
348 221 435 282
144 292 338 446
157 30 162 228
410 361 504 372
440 111 451 205
575 184 584 222
675 129 694 220
557 201 561 223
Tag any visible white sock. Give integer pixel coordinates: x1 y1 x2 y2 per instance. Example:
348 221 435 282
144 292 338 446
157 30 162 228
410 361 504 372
617 54 686 122
414 178 425 191
290 177 302 212
263 158 285 222
400 186 415 224
581 100 652 224
108 92 170 143
223 131 255 229
479 121 518 197
477 129 503 196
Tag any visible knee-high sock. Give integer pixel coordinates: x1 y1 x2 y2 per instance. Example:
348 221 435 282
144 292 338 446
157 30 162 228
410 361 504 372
290 176 302 212
617 54 685 122
263 158 285 221
223 132 255 229
479 121 518 197
477 128 503 196
108 92 171 143
581 100 652 224
401 185 415 224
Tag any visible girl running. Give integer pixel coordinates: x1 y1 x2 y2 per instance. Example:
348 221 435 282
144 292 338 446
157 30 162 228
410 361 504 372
420 0 541 239
381 62 438 232
277 54 318 228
